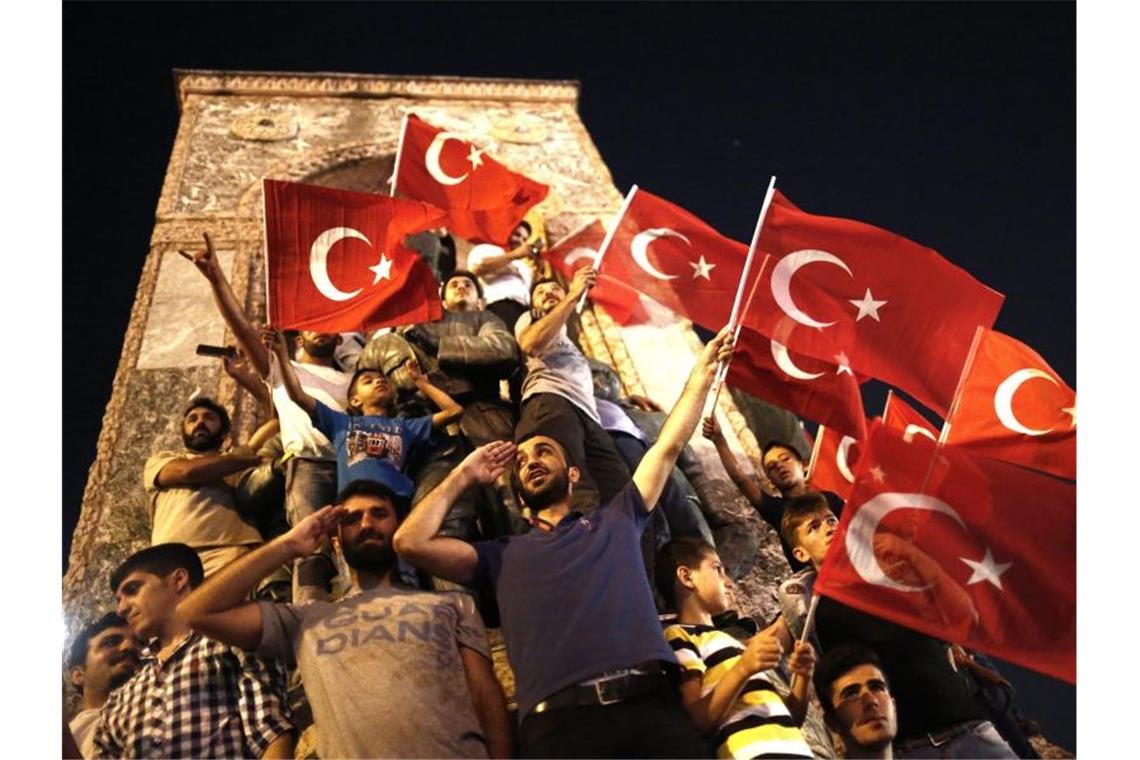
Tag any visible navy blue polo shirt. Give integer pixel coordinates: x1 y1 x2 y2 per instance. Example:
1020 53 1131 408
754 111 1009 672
473 482 674 720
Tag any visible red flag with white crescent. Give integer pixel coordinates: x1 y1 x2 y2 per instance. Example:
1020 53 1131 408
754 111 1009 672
807 423 865 501
543 219 650 325
945 329 1075 480
600 188 749 331
815 422 1075 683
727 323 868 441
264 179 446 332
882 391 941 445
395 114 548 246
741 191 1005 416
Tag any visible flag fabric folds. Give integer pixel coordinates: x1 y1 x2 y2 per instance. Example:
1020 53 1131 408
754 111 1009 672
598 187 749 331
741 191 1005 416
945 328 1076 480
264 179 447 333
806 424 864 501
543 220 650 325
815 423 1075 683
882 390 941 445
727 323 868 442
394 114 548 246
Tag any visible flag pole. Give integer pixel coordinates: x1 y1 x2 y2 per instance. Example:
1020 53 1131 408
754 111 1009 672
882 389 894 425
260 178 272 326
577 184 639 313
938 326 986 445
704 175 777 410
705 253 771 415
388 113 410 196
807 424 827 481
788 593 821 695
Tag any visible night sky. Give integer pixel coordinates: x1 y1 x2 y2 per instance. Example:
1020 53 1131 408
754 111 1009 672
63 2 1075 748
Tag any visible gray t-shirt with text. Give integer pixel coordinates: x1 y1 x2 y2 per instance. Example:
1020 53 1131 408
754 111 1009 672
257 585 492 759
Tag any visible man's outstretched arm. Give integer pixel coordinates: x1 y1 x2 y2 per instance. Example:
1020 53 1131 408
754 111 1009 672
393 441 516 584
178 505 345 650
180 232 272 378
633 327 734 511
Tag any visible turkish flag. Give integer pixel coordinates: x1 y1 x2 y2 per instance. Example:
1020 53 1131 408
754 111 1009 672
264 179 447 332
543 220 650 325
807 424 865 501
394 114 548 246
882 390 941 445
727 323 868 441
815 423 1075 683
741 191 1005 416
600 188 749 331
945 329 1076 480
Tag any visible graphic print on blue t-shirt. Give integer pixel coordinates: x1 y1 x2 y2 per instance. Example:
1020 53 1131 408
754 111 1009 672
312 400 433 497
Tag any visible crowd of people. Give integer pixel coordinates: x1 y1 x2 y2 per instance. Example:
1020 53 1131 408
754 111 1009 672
65 219 1042 759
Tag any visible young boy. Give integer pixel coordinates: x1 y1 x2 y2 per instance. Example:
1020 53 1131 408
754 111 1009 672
777 493 840 643
266 328 463 499
657 537 816 759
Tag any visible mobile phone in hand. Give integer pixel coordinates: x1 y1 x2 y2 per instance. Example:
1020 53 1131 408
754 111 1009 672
195 344 237 358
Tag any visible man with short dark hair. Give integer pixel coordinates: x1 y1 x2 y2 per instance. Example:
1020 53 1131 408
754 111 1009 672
513 266 631 512
813 646 897 759
92 544 293 758
67 614 142 758
467 219 543 331
177 480 511 759
144 398 268 577
395 329 734 757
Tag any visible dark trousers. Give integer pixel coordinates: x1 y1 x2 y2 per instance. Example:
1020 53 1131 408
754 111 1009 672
516 393 631 512
519 691 710 758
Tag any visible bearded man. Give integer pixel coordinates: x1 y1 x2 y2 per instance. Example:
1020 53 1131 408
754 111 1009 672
177 479 512 759
143 397 267 577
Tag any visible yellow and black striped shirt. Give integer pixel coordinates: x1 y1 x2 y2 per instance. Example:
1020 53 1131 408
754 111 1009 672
665 623 814 760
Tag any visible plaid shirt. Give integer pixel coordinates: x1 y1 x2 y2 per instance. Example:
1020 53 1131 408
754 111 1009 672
92 632 292 758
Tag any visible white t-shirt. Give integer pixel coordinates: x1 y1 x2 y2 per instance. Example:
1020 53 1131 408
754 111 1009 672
467 243 533 306
268 360 350 460
70 707 99 759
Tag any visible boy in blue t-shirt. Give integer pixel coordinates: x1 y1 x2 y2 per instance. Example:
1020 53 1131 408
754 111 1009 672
265 329 463 498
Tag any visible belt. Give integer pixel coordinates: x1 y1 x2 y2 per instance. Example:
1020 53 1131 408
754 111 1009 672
894 719 985 751
530 667 671 715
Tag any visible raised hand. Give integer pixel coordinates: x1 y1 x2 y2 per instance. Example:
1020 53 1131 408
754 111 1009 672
461 440 517 486
739 629 784 675
568 266 598 299
403 357 426 386
282 504 347 558
698 326 735 373
259 326 290 359
178 232 222 282
786 640 816 678
701 415 723 442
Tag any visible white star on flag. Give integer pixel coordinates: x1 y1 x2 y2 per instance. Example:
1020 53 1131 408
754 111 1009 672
849 288 887 322
369 253 394 284
870 466 886 483
834 351 854 376
690 255 716 280
1062 403 1076 427
959 547 1012 590
467 146 486 168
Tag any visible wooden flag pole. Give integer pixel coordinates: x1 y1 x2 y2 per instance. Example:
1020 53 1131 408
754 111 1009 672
576 184 639 313
938 325 986 446
260 178 272 326
806 424 827 481
882 389 895 425
388 113 410 196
